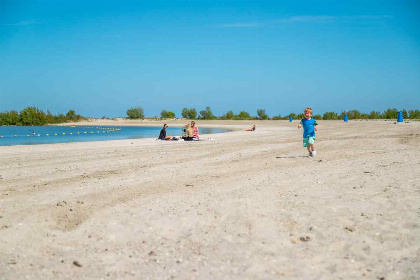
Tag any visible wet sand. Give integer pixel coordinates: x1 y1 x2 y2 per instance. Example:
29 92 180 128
0 119 419 279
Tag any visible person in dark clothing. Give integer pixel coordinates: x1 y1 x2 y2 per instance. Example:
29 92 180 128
158 124 172 140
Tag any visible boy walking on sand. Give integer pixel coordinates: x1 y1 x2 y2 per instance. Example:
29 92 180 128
298 107 319 157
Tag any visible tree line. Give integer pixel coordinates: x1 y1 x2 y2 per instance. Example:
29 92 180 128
0 107 84 126
126 107 420 120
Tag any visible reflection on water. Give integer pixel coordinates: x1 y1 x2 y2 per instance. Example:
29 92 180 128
0 125 231 146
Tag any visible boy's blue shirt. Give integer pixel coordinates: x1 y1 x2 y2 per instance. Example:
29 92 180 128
300 118 318 138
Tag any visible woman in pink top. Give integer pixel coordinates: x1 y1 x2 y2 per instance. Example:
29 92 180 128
191 121 199 140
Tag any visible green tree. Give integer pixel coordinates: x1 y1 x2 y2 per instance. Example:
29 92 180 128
19 107 46 126
0 110 20 125
257 109 268 120
323 111 339 120
271 114 283 120
409 109 420 119
221 110 235 120
382 108 398 119
126 107 144 119
181 107 197 119
235 111 251 120
199 107 215 119
66 110 76 119
161 110 176 118
368 111 382 119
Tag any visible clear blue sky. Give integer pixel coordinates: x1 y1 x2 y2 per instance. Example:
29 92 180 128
1 0 419 117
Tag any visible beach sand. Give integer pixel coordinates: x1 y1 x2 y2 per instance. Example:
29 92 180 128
0 119 419 279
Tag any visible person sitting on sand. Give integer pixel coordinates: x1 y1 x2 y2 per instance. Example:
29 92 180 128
245 125 256 131
191 121 200 140
158 124 173 140
181 124 194 141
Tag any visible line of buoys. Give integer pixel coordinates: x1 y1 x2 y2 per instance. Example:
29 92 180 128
3 127 121 139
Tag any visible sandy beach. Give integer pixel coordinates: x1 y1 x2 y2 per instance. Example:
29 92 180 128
0 119 419 279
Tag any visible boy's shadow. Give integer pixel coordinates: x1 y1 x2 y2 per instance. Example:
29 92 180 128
276 155 309 159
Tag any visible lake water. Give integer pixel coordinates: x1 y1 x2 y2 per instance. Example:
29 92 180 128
0 125 230 146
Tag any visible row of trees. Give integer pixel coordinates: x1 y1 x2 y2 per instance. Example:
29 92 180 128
126 107 420 120
0 107 84 126
321 109 420 120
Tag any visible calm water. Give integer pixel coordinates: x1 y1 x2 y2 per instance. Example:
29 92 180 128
0 126 230 146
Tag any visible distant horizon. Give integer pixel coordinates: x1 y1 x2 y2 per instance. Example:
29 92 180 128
1 0 419 117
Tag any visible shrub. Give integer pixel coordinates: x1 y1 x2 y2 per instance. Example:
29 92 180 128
181 108 197 119
66 110 76 119
409 109 420 119
235 111 251 120
271 114 283 120
199 107 215 119
382 108 398 119
0 110 20 125
161 110 176 118
368 111 382 119
257 109 268 120
323 111 338 120
221 110 235 120
19 107 46 126
126 107 144 119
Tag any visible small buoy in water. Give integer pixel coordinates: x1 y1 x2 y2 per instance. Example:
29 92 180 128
97 131 99 133
37 134 40 137
77 132 80 134
63 133 65 135
14 135 17 138
46 134 49 136
27 135 30 137
84 132 87 134
70 132 73 135
103 131 106 133
54 133 57 136
90 131 93 134
0 136 3 138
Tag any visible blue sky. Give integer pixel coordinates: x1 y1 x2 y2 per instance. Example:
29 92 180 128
1 0 419 117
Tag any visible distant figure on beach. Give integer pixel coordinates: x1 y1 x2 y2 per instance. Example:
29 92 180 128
158 124 172 140
191 121 200 140
245 125 256 131
298 107 318 157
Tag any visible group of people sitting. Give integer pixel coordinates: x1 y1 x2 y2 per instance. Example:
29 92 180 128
158 121 200 141
159 122 256 141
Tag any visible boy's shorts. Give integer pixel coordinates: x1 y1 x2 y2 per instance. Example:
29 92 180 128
303 136 315 147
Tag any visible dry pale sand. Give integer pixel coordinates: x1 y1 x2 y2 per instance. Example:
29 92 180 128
0 119 419 280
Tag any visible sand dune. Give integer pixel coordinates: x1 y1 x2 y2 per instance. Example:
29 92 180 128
0 120 419 279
